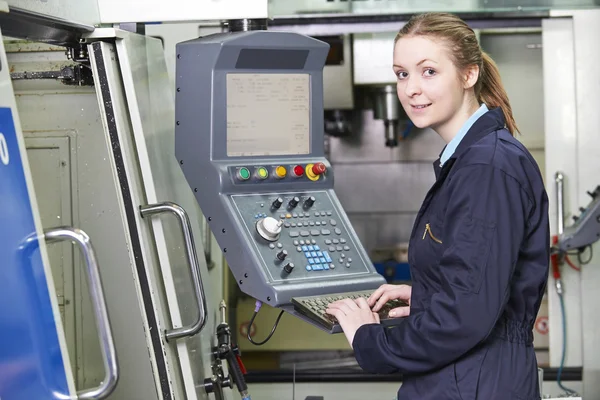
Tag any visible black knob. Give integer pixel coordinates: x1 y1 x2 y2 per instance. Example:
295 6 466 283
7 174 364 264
283 262 295 274
289 197 300 208
587 190 597 199
573 215 579 222
304 196 316 208
272 197 283 209
276 250 288 261
580 207 586 213
203 378 215 393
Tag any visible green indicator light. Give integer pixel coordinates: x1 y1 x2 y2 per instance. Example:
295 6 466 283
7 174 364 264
238 167 250 180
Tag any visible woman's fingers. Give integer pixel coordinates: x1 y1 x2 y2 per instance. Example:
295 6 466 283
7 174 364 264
388 306 410 318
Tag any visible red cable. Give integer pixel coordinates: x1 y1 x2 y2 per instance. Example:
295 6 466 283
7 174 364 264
551 235 561 279
552 235 581 273
564 255 581 272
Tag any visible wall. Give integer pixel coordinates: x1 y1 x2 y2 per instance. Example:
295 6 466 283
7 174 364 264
543 10 600 399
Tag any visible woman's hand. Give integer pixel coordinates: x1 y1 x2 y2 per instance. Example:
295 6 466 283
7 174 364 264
368 284 412 318
325 297 380 347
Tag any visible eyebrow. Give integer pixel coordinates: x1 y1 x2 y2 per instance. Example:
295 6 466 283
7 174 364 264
393 58 438 68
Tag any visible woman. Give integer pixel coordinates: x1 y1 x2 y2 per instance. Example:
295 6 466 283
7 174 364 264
326 12 549 400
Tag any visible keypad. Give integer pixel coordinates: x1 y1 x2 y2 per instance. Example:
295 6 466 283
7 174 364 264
232 192 368 281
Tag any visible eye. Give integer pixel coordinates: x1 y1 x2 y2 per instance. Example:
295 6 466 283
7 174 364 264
423 68 436 77
396 71 408 80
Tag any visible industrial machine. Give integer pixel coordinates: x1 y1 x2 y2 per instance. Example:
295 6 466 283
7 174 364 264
3 0 600 398
556 185 600 252
174 31 406 334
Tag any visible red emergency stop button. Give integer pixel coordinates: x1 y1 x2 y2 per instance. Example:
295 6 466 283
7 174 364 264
305 162 326 181
312 162 326 175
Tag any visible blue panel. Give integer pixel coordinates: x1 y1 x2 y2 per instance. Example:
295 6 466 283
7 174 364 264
0 107 70 400
374 262 412 283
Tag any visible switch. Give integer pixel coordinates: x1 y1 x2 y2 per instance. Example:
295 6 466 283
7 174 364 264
288 197 300 208
274 166 287 179
236 167 250 181
272 197 283 209
305 162 327 181
291 165 304 178
283 262 295 274
304 196 316 208
277 250 288 261
312 162 327 175
255 167 269 180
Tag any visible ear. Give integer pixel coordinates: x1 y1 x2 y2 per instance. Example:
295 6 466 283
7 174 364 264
462 64 479 90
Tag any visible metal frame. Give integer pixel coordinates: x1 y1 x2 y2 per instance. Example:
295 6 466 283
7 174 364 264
0 5 94 47
44 227 118 400
268 11 547 35
88 39 176 400
90 32 217 399
140 201 208 341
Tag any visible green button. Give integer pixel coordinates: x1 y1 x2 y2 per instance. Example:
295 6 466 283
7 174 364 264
238 167 250 180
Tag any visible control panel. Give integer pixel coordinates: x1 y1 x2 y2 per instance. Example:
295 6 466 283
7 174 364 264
174 31 385 318
232 190 371 282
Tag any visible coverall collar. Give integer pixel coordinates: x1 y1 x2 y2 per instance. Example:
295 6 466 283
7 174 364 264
434 107 507 178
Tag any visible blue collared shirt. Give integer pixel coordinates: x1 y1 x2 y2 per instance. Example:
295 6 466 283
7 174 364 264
440 103 489 167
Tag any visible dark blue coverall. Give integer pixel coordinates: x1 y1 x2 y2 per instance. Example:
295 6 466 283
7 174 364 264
352 108 550 400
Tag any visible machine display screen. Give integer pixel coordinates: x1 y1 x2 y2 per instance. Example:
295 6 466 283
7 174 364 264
226 73 311 157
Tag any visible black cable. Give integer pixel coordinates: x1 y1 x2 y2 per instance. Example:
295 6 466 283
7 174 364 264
551 246 585 258
247 309 285 346
578 245 593 265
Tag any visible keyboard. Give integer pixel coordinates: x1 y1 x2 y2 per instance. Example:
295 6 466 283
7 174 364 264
291 289 408 334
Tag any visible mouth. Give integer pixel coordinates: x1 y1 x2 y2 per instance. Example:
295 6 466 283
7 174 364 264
411 103 432 109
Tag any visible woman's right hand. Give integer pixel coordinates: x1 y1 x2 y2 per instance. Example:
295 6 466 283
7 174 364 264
367 284 412 318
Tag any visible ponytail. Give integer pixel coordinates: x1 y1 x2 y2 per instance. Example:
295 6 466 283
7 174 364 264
479 52 519 135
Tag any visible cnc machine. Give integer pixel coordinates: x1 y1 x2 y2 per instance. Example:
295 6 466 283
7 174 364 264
174 31 407 334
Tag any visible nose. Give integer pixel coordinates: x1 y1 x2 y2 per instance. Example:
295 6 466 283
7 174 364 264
403 76 421 97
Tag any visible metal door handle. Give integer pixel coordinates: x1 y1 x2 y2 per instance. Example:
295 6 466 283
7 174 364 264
140 201 208 341
44 227 118 400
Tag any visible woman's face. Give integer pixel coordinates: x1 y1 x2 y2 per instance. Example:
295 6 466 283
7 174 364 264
393 35 477 141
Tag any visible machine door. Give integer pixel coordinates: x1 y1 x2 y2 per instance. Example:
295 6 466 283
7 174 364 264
0 20 117 400
89 32 218 400
0 26 75 400
115 31 217 400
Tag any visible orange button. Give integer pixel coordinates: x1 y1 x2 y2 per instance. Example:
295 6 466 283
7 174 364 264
275 166 287 179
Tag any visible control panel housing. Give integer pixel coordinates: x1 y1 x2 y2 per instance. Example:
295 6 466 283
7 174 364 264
558 185 600 251
175 31 384 311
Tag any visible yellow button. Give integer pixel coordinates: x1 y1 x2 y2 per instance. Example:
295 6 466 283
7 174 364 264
256 167 268 180
275 166 287 179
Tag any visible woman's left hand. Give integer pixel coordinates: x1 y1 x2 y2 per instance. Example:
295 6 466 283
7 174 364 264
326 297 381 347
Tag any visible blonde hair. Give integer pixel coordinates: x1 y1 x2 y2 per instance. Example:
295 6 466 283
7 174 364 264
395 12 519 135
